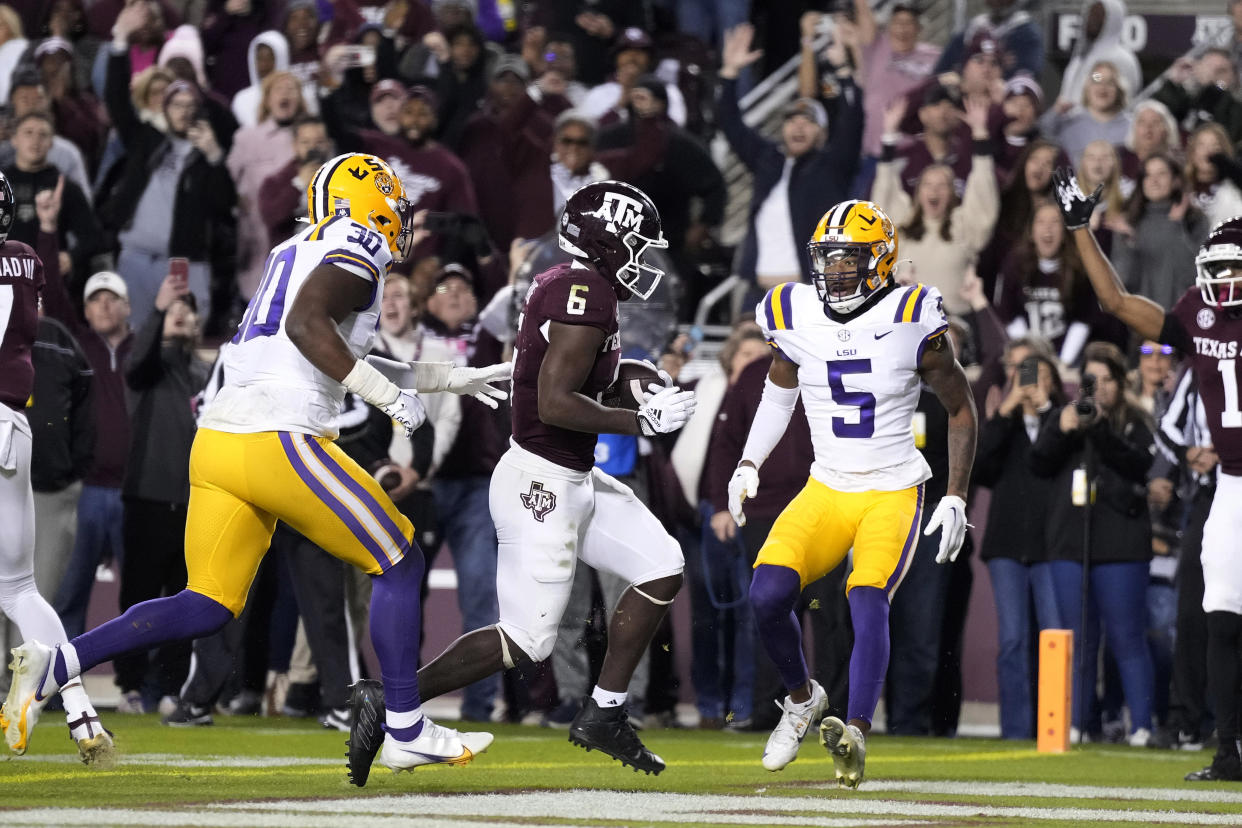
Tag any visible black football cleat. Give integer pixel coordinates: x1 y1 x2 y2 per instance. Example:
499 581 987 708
345 679 385 787
1185 752 1242 782
568 696 665 775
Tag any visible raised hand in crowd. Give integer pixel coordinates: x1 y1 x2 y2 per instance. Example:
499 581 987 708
882 96 907 137
959 264 989 312
720 24 764 80
112 0 151 44
187 119 223 165
522 26 548 75
383 0 409 32
35 176 65 236
963 97 991 140
800 11 823 40
424 30 449 64
154 269 191 313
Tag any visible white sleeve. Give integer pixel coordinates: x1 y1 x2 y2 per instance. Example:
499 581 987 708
740 377 800 469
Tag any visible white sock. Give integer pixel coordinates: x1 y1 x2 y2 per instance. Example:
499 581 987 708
57 642 81 686
591 686 627 708
386 707 424 738
60 680 102 737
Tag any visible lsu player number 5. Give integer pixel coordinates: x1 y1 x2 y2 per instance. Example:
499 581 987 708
3 154 508 781
729 201 977 787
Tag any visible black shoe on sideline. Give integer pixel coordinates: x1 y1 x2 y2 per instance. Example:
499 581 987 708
1185 752 1242 782
345 680 385 787
162 701 213 727
568 696 665 775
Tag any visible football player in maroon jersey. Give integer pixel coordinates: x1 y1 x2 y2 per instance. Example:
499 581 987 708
1055 168 1242 781
365 181 692 778
0 172 112 763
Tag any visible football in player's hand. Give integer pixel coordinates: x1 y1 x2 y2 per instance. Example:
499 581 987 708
600 359 670 410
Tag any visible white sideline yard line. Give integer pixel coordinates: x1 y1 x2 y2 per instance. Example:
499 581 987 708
210 789 1242 825
3 812 572 828
863 779 1242 803
14 753 341 767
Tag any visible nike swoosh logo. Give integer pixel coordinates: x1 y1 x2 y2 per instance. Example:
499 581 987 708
400 747 473 764
874 331 893 339
33 658 52 702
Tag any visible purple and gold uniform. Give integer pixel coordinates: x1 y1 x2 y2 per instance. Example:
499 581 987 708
1162 290 1242 613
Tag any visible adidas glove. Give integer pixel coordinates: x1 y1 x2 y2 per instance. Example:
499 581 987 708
636 385 696 436
1052 167 1102 231
727 463 759 528
380 389 427 437
924 494 969 564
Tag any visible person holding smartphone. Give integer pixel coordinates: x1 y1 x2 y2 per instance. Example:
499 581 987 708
974 337 1066 738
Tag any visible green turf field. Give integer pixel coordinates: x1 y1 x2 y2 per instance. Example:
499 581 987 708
1 715 1239 827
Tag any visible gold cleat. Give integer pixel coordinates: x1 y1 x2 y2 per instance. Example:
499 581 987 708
820 716 867 789
74 729 116 767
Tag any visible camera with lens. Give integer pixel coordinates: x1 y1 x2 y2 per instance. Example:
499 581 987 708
1074 373 1097 421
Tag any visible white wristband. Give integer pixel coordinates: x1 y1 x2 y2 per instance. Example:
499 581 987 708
740 378 800 468
342 359 400 407
410 361 454 393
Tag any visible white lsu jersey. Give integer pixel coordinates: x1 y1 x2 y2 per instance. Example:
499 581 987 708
757 281 949 492
200 215 393 438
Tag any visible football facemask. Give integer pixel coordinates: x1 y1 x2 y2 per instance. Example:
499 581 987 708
615 228 669 300
1195 247 1242 308
810 245 876 313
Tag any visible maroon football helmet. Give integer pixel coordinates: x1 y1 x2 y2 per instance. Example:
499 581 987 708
1196 215 1242 307
557 180 668 300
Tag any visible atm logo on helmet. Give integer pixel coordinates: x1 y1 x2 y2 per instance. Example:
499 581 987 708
591 192 645 234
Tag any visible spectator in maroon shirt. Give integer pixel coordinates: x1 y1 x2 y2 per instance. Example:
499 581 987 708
257 114 334 243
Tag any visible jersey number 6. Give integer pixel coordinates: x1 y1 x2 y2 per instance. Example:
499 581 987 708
567 284 589 316
827 358 875 439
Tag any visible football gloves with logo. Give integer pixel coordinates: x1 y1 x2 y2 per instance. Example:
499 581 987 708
380 390 427 437
1052 167 1102 231
924 495 969 563
636 385 696 436
728 464 760 528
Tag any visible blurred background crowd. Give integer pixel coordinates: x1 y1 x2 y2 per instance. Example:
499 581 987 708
3 0 1236 750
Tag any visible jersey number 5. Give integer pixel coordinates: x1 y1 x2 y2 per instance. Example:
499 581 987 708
827 358 875 438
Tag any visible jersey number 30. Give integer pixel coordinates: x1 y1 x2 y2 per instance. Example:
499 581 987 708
827 359 875 438
234 247 297 343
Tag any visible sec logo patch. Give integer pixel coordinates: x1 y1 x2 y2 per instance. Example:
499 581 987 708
1197 308 1217 330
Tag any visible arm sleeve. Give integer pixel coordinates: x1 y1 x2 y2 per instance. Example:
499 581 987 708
871 158 912 226
739 376 800 470
36 230 83 336
824 77 864 170
956 153 1000 254
103 48 141 145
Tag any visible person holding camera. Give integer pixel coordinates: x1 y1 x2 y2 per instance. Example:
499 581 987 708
1030 341 1156 745
975 337 1065 738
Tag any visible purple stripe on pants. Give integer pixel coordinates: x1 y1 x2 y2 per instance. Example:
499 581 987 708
277 432 391 568
302 436 410 558
884 483 924 594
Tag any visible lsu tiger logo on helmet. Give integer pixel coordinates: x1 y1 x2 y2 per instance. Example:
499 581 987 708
807 200 898 314
306 153 415 261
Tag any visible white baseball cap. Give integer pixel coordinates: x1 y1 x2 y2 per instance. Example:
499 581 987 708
83 271 129 302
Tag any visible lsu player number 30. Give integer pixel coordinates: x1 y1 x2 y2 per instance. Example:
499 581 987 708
728 200 977 787
2 154 509 782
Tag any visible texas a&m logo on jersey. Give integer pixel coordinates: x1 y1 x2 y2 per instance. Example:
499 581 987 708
520 481 557 522
589 192 645 234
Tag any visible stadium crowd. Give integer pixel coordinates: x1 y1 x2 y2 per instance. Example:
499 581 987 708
4 0 1238 756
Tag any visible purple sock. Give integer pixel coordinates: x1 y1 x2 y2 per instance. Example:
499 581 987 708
750 564 809 692
69 590 232 679
846 586 890 725
370 550 426 721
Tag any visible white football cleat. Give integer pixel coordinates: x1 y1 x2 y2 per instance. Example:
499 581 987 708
2 641 58 755
69 714 115 767
821 716 867 789
379 717 493 772
761 680 828 771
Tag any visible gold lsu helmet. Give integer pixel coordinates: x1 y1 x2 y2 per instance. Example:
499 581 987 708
306 152 415 261
808 199 898 313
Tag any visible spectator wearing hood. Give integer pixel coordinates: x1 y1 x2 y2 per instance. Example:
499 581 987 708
199 0 285 99
226 70 304 299
581 27 687 128
1152 48 1242 146
103 1 237 333
41 0 103 97
597 75 724 290
321 82 478 262
935 0 1043 80
158 23 239 153
35 36 107 176
718 24 862 292
0 4 28 104
1055 0 1140 110
1042 59 1132 170
230 29 289 127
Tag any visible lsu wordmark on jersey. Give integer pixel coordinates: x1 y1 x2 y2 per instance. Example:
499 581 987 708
755 280 949 590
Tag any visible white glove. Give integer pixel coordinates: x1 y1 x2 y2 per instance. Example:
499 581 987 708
445 362 512 408
635 385 696 436
380 389 427 437
924 495 969 564
728 464 759 527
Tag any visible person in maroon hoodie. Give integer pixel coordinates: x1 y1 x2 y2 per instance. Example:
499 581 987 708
35 182 133 643
707 349 852 733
